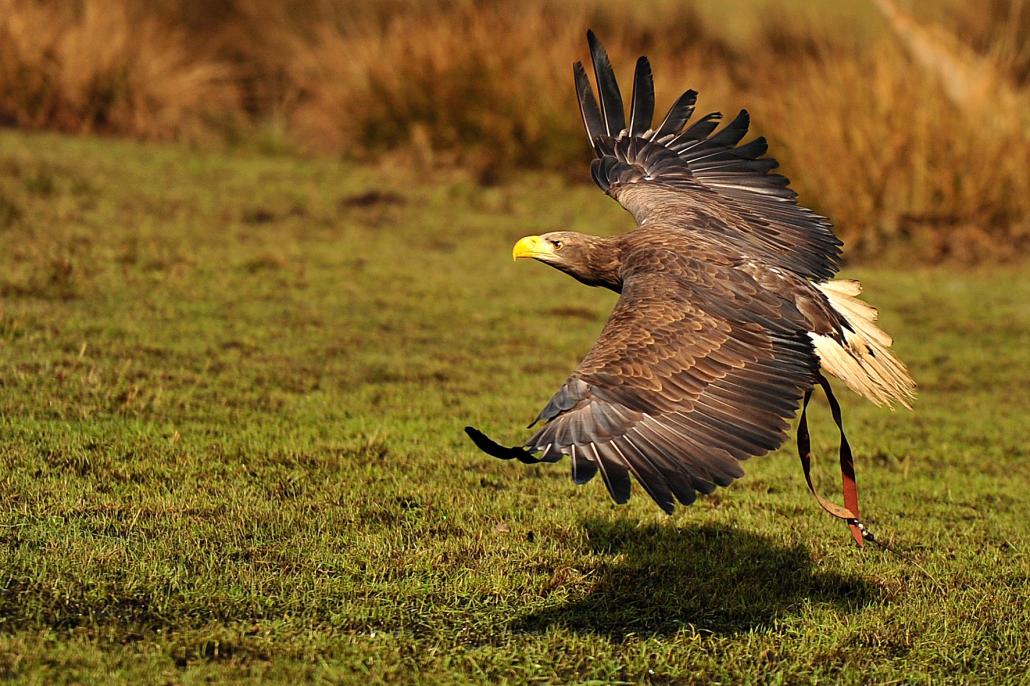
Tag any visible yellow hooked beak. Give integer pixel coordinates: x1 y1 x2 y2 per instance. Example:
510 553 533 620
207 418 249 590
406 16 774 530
512 235 555 262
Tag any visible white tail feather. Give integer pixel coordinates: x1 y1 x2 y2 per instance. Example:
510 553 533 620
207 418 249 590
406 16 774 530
812 280 916 409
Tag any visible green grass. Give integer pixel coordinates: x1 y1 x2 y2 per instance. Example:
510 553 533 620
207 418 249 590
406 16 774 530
0 130 1028 684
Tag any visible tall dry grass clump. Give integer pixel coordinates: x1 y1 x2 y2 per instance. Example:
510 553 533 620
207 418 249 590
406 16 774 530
751 35 1030 263
284 4 586 176
0 0 237 140
244 0 722 179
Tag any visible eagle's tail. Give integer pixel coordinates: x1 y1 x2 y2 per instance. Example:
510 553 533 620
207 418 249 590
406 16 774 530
811 280 916 409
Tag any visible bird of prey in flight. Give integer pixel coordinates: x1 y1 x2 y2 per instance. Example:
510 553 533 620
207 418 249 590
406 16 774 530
466 31 914 545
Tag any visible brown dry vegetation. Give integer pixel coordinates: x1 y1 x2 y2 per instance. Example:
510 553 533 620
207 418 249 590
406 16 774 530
0 0 1027 263
929 0 1030 85
0 0 238 140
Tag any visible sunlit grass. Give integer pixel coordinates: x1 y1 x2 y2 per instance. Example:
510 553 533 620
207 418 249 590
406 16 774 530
0 131 1028 683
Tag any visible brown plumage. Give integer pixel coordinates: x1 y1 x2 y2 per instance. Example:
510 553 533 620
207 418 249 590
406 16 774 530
466 31 915 515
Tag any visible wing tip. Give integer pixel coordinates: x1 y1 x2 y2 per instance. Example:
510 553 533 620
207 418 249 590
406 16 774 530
465 426 542 463
584 29 626 137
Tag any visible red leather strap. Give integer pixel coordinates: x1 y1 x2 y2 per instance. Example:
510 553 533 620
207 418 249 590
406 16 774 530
797 373 865 547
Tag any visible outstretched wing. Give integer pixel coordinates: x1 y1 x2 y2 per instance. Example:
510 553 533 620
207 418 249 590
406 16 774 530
519 248 819 513
574 30 842 281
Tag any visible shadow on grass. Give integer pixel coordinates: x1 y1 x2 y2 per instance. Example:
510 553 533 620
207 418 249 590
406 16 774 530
516 519 878 637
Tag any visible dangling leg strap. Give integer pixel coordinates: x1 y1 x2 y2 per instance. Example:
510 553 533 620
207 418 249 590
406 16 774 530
797 373 867 547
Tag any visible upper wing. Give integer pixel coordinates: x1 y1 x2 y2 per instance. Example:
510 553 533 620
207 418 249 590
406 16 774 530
575 30 842 281
522 249 818 513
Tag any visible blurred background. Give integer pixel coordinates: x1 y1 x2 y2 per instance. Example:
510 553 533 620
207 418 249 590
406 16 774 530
1 0 1027 264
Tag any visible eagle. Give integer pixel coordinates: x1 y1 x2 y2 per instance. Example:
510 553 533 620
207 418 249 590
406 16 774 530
466 31 914 543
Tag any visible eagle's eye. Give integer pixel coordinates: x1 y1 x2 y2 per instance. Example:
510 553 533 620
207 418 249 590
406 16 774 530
552 240 564 250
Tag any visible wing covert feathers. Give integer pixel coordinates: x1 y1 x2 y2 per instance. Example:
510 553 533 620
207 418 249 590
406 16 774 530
520 254 819 513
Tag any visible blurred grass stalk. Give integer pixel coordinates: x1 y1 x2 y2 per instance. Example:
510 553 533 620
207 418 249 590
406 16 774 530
0 0 1027 263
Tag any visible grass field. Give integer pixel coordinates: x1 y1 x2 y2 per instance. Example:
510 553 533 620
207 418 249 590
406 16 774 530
1 131 1029 684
